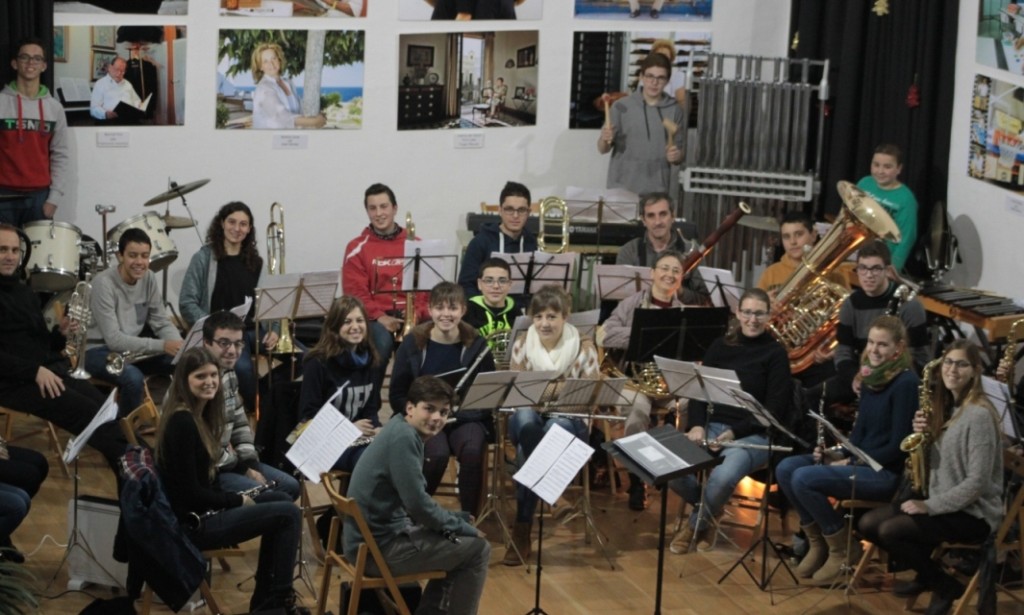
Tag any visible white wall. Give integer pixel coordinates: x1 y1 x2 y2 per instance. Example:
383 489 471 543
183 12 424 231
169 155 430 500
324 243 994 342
53 0 791 305
948 2 1024 301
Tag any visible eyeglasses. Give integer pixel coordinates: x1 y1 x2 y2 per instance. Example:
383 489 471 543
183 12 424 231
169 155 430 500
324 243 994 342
856 265 886 275
942 358 971 370
642 73 668 83
654 264 683 276
481 277 510 287
213 339 245 351
501 207 530 217
738 309 769 320
16 54 45 65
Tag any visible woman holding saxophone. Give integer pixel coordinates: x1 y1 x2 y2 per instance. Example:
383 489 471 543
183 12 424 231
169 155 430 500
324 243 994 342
157 348 303 614
858 340 1003 615
179 202 279 410
775 315 918 586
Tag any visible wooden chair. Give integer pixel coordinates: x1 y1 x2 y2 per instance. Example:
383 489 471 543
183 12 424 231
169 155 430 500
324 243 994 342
0 406 70 478
301 471 350 562
118 393 160 447
316 473 447 615
837 499 889 592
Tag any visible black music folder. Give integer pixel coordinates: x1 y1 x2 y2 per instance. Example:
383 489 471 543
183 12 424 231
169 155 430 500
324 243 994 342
604 425 720 487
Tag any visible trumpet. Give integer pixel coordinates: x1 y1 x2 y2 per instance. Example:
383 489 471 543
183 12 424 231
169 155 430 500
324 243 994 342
106 350 163 376
185 480 279 531
64 281 93 380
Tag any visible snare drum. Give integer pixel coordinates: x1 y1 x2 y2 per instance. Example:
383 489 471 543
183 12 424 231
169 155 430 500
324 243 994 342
107 212 178 271
43 289 74 332
23 220 82 292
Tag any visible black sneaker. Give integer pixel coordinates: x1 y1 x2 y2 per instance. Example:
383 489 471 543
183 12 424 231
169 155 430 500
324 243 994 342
629 9 640 17
650 8 660 18
628 484 648 511
892 578 925 598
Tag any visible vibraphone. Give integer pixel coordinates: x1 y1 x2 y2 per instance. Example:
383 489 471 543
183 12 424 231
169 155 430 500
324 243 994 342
919 285 1024 347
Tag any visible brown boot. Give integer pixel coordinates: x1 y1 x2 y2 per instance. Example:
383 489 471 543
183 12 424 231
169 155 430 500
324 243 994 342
502 521 532 566
811 521 864 586
669 523 696 555
795 522 827 579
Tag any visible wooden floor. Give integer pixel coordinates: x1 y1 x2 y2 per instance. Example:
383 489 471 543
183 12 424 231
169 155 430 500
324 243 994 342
11 417 1024 615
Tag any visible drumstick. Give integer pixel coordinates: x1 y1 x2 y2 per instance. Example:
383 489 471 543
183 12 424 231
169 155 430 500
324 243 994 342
602 93 612 145
662 117 678 144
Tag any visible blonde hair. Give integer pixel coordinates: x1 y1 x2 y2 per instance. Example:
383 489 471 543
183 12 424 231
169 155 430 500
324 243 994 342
650 39 676 62
251 42 285 82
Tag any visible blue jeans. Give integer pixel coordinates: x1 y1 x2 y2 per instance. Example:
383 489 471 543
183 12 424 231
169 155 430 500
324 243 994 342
667 422 770 531
0 187 48 226
85 346 176 417
0 483 31 541
369 320 395 366
508 408 587 523
216 462 301 502
776 453 901 535
186 500 301 612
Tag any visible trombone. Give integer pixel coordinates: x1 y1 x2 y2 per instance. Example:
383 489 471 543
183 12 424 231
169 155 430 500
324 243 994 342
266 202 297 354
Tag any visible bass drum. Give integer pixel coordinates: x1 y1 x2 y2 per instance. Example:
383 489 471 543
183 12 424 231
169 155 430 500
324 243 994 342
106 212 178 272
43 289 74 332
23 220 82 292
79 234 103 280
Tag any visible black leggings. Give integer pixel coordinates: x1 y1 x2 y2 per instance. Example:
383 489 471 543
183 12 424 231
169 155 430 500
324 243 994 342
423 421 487 517
859 504 990 595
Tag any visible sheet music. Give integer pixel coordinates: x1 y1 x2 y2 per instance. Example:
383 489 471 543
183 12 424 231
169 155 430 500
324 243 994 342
567 309 600 339
496 251 576 294
555 379 597 407
982 375 1017 437
402 239 457 291
513 423 594 505
286 387 363 482
698 267 743 309
459 371 516 411
595 265 652 301
65 390 118 464
615 432 692 476
255 273 303 321
294 270 340 319
502 370 561 408
174 298 252 364
593 378 638 407
808 411 883 472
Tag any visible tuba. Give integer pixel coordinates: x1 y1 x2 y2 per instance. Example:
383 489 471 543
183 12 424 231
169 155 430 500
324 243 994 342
767 181 901 373
65 281 93 380
538 197 569 254
266 202 297 354
900 357 943 497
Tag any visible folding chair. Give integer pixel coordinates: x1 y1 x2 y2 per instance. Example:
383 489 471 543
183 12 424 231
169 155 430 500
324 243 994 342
316 473 447 615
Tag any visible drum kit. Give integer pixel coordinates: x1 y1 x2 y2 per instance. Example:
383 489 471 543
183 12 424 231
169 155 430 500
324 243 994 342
25 178 209 295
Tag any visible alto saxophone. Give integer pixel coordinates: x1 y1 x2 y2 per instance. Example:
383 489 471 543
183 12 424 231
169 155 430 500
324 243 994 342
899 358 943 497
64 281 93 380
998 318 1024 395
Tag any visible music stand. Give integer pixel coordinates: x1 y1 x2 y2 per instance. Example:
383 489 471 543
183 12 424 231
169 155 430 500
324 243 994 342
397 238 459 294
496 251 576 296
595 265 652 302
678 307 731 361
625 308 686 365
604 426 721 615
697 266 744 310
717 389 807 595
984 375 1024 443
255 271 338 380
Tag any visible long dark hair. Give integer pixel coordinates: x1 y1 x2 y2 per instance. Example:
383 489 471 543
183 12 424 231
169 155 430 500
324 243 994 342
306 296 380 367
724 288 771 346
156 347 225 479
206 201 262 273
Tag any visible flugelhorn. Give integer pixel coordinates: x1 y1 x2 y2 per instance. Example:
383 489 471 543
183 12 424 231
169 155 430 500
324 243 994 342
65 281 93 380
266 202 297 354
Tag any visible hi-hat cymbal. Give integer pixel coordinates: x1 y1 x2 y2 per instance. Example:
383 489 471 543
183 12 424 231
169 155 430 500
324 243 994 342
144 178 210 207
737 215 780 233
164 214 196 229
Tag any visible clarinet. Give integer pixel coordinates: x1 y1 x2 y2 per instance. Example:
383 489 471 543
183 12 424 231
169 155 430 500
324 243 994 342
816 382 827 465
185 480 279 530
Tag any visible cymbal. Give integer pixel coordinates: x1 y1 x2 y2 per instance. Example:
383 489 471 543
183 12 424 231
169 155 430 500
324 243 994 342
737 215 780 233
164 214 196 229
144 178 210 207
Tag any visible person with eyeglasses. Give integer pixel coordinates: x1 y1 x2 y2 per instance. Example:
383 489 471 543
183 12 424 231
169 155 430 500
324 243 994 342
597 53 684 196
668 288 792 555
201 310 300 502
615 192 709 306
458 181 537 299
858 340 1003 615
776 315 918 586
0 38 70 226
820 240 930 409
602 250 688 510
463 257 525 351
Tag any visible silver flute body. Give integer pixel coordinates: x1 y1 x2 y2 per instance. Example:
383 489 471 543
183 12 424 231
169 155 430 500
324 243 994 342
701 439 793 453
496 408 627 422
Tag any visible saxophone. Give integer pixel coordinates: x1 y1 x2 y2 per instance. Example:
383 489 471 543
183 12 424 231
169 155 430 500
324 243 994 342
998 318 1024 394
64 281 93 380
900 358 943 497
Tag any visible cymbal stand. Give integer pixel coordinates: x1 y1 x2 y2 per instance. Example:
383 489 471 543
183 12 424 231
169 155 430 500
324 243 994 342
523 501 550 615
95 204 116 270
474 409 519 565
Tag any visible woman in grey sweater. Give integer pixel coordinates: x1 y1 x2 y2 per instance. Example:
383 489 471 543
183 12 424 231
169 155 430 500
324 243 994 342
859 340 1003 615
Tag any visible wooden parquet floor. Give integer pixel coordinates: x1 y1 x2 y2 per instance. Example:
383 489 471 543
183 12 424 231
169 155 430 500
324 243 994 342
10 417 1024 615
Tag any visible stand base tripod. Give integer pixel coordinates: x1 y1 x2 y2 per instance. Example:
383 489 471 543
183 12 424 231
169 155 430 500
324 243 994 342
524 502 549 615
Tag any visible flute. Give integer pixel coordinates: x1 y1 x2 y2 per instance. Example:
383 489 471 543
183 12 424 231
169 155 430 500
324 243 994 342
185 480 279 531
701 439 793 453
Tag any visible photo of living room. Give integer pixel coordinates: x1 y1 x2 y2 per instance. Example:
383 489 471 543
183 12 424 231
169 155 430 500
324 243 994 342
397 30 539 130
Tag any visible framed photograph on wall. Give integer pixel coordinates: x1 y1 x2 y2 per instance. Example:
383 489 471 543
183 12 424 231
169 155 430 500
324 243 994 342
53 27 69 62
517 45 536 68
92 26 116 50
406 44 434 68
91 49 117 81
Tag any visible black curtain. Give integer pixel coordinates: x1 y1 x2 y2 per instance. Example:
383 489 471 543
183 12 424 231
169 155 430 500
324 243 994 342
790 0 958 273
1 0 55 90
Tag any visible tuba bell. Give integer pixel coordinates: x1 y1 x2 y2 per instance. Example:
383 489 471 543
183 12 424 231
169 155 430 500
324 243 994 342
537 196 569 254
266 202 297 354
767 181 901 373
